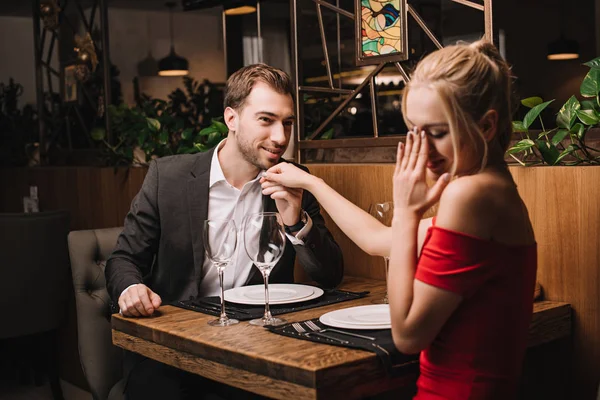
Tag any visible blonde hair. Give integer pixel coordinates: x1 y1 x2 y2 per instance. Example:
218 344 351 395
224 63 294 111
402 39 514 175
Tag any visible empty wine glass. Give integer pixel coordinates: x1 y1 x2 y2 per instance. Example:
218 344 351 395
243 212 287 326
203 219 239 327
369 201 394 304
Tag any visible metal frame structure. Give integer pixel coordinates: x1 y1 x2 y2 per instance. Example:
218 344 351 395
292 0 493 161
32 0 112 164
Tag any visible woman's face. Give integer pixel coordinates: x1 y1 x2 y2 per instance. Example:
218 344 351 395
404 86 479 180
404 86 454 180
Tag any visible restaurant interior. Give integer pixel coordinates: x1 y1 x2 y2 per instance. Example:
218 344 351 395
0 0 599 399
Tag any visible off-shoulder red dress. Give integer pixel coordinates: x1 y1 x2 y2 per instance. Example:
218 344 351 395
413 220 537 400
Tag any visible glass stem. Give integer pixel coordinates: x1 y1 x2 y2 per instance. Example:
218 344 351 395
263 270 272 320
218 266 227 320
383 256 390 303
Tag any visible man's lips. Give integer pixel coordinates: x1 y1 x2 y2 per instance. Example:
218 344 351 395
263 147 283 155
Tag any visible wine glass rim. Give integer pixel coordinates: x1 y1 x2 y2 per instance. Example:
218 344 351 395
204 218 237 224
247 211 279 216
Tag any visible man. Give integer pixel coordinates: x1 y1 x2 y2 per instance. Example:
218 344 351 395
105 64 343 399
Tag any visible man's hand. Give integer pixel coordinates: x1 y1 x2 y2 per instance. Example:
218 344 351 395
118 284 162 317
260 179 304 227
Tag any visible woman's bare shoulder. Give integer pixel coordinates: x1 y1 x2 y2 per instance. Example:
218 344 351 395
435 174 505 239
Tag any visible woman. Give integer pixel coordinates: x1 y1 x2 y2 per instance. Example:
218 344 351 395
262 40 536 399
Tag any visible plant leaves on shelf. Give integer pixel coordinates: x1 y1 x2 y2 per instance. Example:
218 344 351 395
521 97 543 108
556 96 581 129
535 140 560 165
506 139 535 155
576 109 600 126
584 56 600 69
551 129 570 145
580 69 600 98
523 100 554 129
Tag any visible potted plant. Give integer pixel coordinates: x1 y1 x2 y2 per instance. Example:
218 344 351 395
91 77 227 166
507 57 600 165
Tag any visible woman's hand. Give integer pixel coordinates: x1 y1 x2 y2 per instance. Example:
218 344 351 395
393 130 450 220
263 162 316 190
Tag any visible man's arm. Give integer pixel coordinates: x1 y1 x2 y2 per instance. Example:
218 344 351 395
105 160 161 304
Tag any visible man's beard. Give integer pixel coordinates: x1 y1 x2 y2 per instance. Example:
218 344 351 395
235 129 284 171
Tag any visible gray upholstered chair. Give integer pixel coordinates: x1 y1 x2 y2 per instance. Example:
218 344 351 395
68 227 124 400
0 210 71 400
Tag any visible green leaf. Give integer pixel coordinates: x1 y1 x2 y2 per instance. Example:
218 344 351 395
506 139 535 155
580 69 600 98
177 145 198 154
206 131 221 147
555 144 577 164
320 128 334 140
536 140 560 165
570 123 586 140
577 109 600 125
147 118 161 132
523 100 554 129
556 96 580 129
158 130 169 145
194 143 209 152
199 126 219 137
551 129 569 145
90 127 106 141
580 100 598 110
211 119 229 134
181 128 194 140
584 57 600 69
137 130 148 147
521 97 543 108
512 121 527 132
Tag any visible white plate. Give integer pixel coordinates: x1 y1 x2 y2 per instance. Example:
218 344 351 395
224 284 324 305
320 305 391 330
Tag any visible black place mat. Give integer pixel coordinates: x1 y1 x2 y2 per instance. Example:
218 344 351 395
266 318 419 376
172 288 369 321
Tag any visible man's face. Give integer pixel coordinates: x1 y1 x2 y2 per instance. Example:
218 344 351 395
225 82 295 171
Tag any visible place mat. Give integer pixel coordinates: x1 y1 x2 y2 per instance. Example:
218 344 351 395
266 318 419 376
172 289 369 321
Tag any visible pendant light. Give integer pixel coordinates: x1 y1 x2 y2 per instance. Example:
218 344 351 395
547 0 579 61
224 0 257 16
158 2 189 76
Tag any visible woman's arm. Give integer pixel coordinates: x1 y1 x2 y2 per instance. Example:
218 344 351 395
263 163 391 257
387 132 458 354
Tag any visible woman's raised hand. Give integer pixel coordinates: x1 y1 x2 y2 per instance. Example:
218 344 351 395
393 129 450 219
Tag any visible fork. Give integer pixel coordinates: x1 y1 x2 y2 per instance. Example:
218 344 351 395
291 322 349 344
305 320 376 341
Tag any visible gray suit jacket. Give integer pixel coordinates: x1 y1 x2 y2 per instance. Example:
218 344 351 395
105 148 344 303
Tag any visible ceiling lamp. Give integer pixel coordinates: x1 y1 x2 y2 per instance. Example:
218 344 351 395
224 1 256 16
158 2 189 76
547 35 579 61
547 0 579 61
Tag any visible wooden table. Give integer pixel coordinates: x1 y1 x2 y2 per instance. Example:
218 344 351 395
112 277 572 399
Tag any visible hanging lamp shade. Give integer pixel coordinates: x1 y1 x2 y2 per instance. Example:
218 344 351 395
224 0 256 16
547 35 579 61
159 2 189 76
158 48 189 76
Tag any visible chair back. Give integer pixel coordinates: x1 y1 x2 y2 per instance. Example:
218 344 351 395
68 227 123 400
0 210 70 339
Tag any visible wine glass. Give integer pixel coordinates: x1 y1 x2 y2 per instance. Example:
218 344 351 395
369 201 394 304
242 212 287 326
203 219 239 327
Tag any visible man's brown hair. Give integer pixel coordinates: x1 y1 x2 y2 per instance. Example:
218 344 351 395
224 63 294 110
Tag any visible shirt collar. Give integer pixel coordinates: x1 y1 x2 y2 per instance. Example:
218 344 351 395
209 139 265 188
209 140 227 188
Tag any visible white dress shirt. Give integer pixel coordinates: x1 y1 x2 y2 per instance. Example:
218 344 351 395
121 140 313 301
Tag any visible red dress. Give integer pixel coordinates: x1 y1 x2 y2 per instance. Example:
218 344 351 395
413 220 537 400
